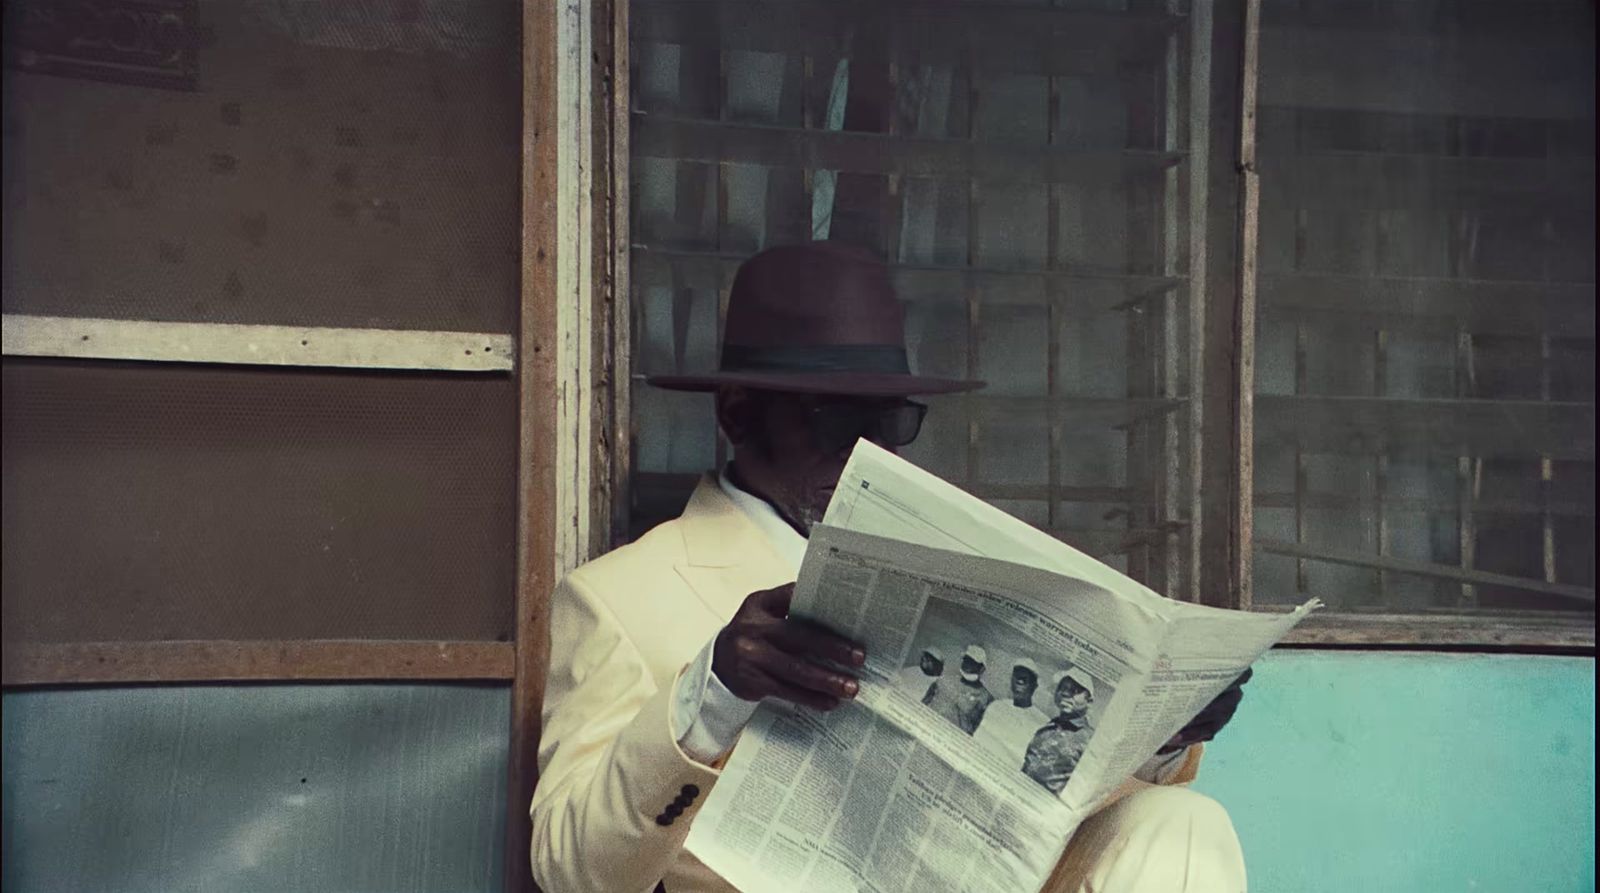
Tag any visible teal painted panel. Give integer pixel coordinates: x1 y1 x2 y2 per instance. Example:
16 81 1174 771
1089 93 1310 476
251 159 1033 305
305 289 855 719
1191 651 1596 893
2 684 509 893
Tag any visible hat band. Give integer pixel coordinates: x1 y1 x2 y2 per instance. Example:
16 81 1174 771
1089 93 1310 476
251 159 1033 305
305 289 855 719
720 344 910 375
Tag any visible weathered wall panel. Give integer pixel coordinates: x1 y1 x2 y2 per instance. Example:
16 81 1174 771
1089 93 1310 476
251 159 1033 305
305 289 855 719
2 684 509 893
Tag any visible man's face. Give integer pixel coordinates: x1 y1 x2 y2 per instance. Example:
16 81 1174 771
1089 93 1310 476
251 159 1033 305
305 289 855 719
1054 680 1091 715
920 653 943 676
721 389 926 533
1010 668 1038 704
960 656 984 679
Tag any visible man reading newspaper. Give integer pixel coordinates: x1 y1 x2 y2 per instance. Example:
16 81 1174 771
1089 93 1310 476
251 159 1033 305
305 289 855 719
529 244 1265 892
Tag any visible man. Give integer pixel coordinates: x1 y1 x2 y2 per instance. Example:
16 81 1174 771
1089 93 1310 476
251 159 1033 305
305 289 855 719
922 644 995 734
1023 670 1097 795
530 242 1251 892
896 646 944 701
974 658 1051 771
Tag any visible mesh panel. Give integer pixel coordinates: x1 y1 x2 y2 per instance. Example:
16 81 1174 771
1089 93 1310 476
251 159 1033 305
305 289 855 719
2 358 516 643
1 0 520 331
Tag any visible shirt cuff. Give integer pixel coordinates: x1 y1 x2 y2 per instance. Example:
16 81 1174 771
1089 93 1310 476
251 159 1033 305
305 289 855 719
670 635 760 765
1134 746 1193 784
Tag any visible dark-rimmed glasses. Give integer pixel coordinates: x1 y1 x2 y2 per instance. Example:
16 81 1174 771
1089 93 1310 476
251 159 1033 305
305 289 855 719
801 398 928 453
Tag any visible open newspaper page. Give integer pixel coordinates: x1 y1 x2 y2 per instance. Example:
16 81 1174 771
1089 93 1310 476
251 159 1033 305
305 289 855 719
685 442 1320 892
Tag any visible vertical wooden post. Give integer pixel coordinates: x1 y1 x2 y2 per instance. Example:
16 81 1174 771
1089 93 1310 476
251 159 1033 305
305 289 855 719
1159 1 1184 597
1046 45 1062 536
1197 0 1246 608
1123 57 1157 588
605 0 633 548
1456 329 1479 608
1292 322 1307 595
513 0 615 885
964 49 982 494
1231 0 1261 610
511 2 559 891
1183 0 1213 603
1374 329 1389 602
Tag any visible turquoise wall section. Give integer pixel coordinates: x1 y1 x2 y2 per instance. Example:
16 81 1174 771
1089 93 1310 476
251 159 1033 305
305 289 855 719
1191 650 1596 893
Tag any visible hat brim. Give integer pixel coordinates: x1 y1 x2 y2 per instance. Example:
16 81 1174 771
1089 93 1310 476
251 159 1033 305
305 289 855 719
647 370 985 397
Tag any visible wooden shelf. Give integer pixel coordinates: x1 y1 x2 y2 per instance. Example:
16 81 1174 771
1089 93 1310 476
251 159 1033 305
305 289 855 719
632 0 1181 78
1255 395 1597 461
1258 152 1596 211
1257 274 1596 337
633 113 1185 185
632 245 1183 314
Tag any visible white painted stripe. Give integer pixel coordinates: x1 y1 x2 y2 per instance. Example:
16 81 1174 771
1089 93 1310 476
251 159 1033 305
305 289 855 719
553 0 596 577
1 315 514 372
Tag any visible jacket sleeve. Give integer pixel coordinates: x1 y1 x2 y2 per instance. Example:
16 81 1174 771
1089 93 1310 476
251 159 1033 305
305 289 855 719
529 571 722 893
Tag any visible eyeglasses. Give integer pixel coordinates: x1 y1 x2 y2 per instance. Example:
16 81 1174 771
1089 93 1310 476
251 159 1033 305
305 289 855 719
802 399 928 453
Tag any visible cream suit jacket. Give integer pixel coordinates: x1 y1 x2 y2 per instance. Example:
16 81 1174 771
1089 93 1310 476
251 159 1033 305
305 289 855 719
529 475 1203 893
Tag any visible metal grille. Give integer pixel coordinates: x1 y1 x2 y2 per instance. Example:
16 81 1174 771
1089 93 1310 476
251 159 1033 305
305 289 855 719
0 0 520 332
2 358 517 643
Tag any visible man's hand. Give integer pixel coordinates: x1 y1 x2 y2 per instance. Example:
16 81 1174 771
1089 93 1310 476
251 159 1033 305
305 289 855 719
1159 667 1253 753
713 584 866 712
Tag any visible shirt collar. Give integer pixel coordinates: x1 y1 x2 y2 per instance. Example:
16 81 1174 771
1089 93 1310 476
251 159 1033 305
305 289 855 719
718 468 807 573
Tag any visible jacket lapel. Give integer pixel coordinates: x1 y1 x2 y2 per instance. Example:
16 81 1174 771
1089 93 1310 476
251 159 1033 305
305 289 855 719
674 475 795 624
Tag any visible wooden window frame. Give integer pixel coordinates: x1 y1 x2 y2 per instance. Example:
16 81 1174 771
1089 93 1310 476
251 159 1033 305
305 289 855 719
604 0 1594 654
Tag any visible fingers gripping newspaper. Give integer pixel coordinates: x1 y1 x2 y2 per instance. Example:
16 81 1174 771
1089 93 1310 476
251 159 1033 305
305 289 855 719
685 442 1320 893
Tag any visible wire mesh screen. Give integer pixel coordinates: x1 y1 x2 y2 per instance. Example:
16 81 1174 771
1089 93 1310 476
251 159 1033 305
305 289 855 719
2 359 517 643
1251 0 1596 614
1 0 520 331
628 0 1201 595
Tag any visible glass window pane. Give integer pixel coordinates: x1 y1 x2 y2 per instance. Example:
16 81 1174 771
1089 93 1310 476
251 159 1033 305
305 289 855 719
1253 0 1596 615
626 1 1204 597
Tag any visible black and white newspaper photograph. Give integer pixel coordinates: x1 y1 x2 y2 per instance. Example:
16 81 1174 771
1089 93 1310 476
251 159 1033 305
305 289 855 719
899 593 1114 795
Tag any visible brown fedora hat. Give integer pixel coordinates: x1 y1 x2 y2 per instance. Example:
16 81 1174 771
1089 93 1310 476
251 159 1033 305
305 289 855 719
648 242 984 397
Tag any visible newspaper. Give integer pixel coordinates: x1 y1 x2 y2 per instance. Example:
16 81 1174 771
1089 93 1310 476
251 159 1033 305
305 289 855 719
685 442 1320 893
